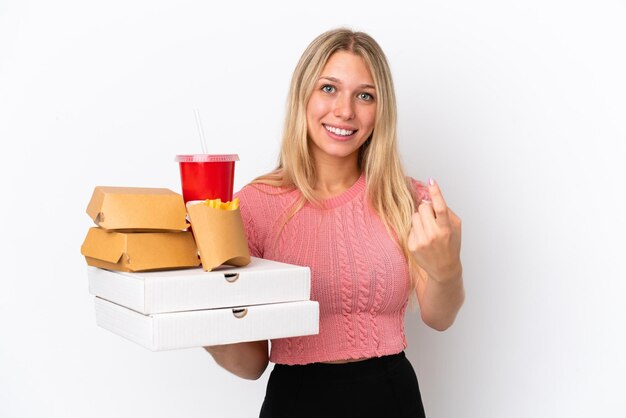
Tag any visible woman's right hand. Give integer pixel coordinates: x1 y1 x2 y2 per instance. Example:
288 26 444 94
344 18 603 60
204 340 269 380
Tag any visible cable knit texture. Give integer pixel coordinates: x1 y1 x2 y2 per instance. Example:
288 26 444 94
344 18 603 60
235 174 427 365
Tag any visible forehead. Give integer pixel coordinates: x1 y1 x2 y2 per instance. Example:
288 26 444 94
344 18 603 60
320 51 374 84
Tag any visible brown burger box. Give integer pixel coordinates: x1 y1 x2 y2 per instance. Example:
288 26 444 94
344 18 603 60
81 227 200 272
86 186 189 231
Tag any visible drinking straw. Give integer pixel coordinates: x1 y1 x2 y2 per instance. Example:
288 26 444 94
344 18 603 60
193 108 208 154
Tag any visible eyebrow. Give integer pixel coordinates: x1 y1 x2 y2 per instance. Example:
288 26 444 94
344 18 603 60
319 76 375 90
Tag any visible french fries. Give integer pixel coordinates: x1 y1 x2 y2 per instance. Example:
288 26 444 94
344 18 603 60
202 197 239 210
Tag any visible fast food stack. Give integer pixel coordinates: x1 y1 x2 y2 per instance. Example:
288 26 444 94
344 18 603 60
81 186 319 351
81 187 201 272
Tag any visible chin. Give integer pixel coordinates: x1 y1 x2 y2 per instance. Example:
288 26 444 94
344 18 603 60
319 144 361 159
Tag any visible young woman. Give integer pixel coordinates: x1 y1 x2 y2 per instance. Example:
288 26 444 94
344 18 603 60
205 28 464 418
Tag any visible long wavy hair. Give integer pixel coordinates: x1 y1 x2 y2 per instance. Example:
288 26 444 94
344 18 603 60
252 28 424 291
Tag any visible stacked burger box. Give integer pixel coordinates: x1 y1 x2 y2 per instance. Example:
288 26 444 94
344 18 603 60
81 186 319 351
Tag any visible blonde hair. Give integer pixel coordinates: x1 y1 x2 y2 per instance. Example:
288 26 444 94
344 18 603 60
252 28 424 291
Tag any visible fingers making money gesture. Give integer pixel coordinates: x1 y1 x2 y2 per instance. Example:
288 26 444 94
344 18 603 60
408 178 462 284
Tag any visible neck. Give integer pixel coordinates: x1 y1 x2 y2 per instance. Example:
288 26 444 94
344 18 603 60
312 153 361 199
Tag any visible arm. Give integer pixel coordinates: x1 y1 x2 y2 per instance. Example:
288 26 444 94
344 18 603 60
204 340 269 380
415 265 464 331
409 178 465 331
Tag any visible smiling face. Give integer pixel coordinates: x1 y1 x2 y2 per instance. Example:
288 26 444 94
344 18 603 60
306 51 377 169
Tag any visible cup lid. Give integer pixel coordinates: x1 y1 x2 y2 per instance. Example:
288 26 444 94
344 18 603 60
175 154 240 162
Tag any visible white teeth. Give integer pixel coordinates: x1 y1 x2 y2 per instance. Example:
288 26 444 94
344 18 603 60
325 125 354 136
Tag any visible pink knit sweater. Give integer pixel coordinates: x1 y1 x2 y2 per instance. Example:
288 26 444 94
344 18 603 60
235 174 428 365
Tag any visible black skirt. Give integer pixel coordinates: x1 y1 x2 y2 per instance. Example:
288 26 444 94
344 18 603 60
259 351 426 418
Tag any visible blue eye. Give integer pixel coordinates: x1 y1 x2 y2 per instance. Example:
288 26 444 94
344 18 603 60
322 85 335 93
358 92 374 101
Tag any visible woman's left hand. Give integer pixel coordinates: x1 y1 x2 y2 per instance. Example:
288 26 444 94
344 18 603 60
408 179 462 284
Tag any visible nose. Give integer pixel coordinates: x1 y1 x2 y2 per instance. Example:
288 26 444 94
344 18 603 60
333 93 355 120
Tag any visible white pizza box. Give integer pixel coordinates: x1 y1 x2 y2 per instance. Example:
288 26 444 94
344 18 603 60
87 257 310 314
94 297 319 351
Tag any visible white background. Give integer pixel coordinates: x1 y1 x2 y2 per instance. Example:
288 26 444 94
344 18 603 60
1 1 625 417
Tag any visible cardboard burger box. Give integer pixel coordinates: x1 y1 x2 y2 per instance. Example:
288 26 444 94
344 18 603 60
81 227 200 272
81 186 201 272
86 186 189 231
89 258 319 351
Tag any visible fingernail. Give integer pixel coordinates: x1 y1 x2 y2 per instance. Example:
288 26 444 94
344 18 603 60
428 177 435 186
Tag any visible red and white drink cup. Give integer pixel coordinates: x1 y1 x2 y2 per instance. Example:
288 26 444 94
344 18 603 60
175 154 239 203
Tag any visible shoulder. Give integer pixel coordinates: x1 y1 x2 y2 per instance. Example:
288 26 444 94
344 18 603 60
235 181 299 220
235 182 293 204
235 182 269 201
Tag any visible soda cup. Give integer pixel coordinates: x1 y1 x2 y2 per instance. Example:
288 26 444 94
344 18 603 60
175 154 239 203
